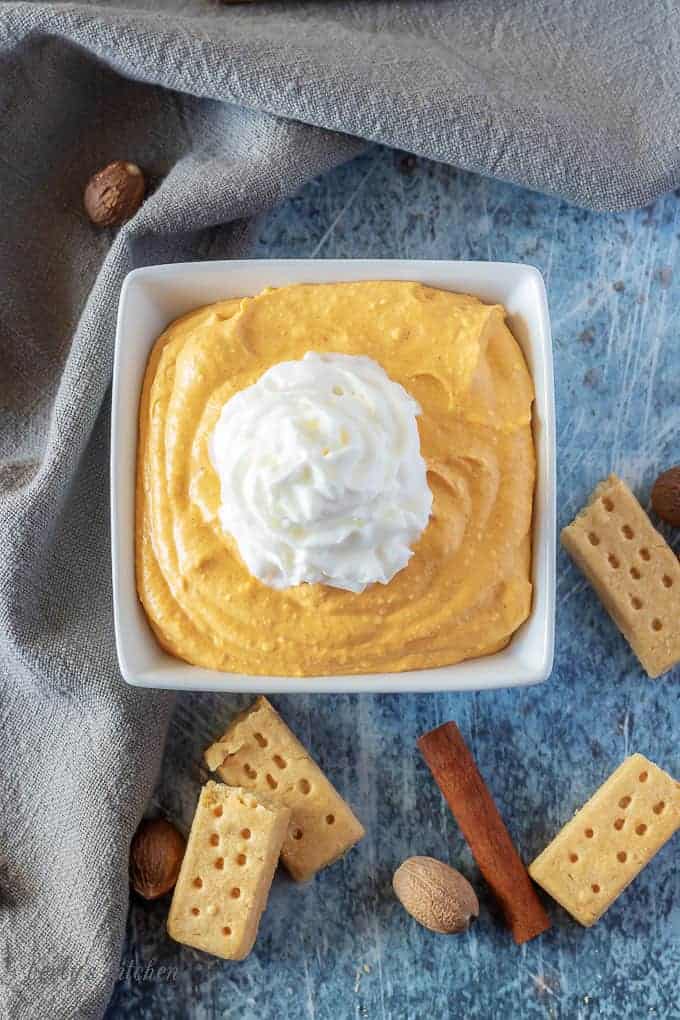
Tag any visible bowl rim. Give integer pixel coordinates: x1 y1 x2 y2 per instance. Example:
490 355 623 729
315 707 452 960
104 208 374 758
111 258 556 693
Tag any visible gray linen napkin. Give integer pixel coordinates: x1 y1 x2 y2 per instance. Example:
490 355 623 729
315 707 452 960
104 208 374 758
1 3 679 1018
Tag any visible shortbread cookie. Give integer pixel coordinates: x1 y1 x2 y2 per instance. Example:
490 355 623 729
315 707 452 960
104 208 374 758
529 754 680 926
205 697 365 882
561 474 680 677
167 782 290 960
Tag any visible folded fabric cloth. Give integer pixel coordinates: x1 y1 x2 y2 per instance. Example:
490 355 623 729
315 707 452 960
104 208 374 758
1 3 678 1017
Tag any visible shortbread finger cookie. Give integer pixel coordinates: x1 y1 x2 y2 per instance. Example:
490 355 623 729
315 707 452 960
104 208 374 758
168 782 290 960
205 697 365 882
529 754 680 926
561 474 680 677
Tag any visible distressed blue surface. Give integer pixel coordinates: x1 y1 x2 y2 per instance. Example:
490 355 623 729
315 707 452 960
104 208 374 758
107 146 680 1020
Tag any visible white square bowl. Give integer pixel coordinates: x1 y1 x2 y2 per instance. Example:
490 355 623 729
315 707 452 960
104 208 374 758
111 259 555 693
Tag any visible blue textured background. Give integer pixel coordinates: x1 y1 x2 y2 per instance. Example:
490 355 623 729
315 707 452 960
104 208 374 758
107 147 680 1020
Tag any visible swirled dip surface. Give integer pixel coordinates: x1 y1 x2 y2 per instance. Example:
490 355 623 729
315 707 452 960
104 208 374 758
209 352 432 592
136 281 535 676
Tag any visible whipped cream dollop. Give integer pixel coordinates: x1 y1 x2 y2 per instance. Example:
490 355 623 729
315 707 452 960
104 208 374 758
209 352 432 593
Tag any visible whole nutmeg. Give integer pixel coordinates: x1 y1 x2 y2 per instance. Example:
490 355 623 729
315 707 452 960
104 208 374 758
84 160 145 227
130 817 185 900
393 856 479 934
651 466 680 527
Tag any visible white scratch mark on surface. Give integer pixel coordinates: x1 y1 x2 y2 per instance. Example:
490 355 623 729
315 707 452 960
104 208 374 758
398 161 409 260
622 706 630 757
557 578 587 606
531 971 557 997
604 214 633 374
611 217 656 473
466 921 479 978
556 941 570 999
357 697 387 1020
555 405 590 492
302 954 316 1020
657 413 680 447
545 202 560 291
482 178 493 262
642 197 677 448
536 938 546 1003
309 161 379 257
518 960 564 1007
553 288 609 330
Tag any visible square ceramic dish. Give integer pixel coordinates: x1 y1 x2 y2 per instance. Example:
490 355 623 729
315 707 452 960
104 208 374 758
111 259 555 693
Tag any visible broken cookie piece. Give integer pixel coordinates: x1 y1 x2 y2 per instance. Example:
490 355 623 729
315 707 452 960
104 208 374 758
205 697 365 882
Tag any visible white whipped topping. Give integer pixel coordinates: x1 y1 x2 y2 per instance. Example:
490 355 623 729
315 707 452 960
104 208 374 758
209 352 432 593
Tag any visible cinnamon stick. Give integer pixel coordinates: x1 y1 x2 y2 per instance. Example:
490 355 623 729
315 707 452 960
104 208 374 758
418 721 551 944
